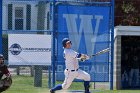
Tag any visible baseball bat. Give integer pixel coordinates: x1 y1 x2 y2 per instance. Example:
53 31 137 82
90 48 110 57
77 48 110 61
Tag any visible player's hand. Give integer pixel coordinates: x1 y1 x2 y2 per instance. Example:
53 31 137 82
80 54 86 59
85 55 90 60
80 54 90 61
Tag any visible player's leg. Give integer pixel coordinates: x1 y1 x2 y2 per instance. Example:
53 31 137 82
76 69 91 93
50 84 62 93
84 81 90 93
62 70 77 89
50 70 75 93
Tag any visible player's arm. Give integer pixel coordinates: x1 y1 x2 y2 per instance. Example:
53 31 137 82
77 53 90 61
4 66 11 79
70 50 89 61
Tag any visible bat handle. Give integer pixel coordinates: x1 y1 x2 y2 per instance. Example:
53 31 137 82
88 55 95 59
92 54 96 56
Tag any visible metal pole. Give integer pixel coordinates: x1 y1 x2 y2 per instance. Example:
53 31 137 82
110 0 114 90
0 0 2 53
48 66 51 88
50 0 56 87
34 66 42 87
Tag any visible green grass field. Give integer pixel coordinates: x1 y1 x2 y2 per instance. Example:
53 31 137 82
3 75 140 93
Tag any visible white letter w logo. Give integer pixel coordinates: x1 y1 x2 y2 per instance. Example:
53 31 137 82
63 14 103 55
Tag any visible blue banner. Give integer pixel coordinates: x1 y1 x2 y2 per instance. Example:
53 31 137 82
56 5 110 82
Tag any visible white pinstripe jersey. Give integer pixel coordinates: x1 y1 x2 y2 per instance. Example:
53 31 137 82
63 48 79 70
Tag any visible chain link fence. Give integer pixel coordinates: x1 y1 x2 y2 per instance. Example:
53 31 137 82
2 0 113 92
2 0 53 92
3 33 52 91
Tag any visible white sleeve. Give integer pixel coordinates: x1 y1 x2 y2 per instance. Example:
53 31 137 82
69 49 78 58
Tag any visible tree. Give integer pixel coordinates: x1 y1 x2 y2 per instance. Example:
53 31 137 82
115 0 140 26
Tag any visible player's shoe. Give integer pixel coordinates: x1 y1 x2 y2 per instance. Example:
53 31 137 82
85 91 91 93
50 89 55 93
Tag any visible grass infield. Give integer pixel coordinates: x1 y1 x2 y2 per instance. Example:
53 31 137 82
3 75 140 93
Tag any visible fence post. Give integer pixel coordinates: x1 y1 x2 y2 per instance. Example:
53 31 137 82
48 66 51 88
34 65 42 87
0 0 2 53
50 0 56 87
17 66 20 75
30 65 34 77
110 0 114 90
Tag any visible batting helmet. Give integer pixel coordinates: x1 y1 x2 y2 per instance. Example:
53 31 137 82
62 38 71 47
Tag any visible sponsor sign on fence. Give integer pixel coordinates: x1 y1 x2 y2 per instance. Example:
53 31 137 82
8 34 51 65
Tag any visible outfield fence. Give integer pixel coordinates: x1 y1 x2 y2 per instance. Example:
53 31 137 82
1 0 114 92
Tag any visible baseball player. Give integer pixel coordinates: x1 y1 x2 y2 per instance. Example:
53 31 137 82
50 38 91 93
0 54 12 92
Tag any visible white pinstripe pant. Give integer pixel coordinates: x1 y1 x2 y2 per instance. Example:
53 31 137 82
62 69 91 89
